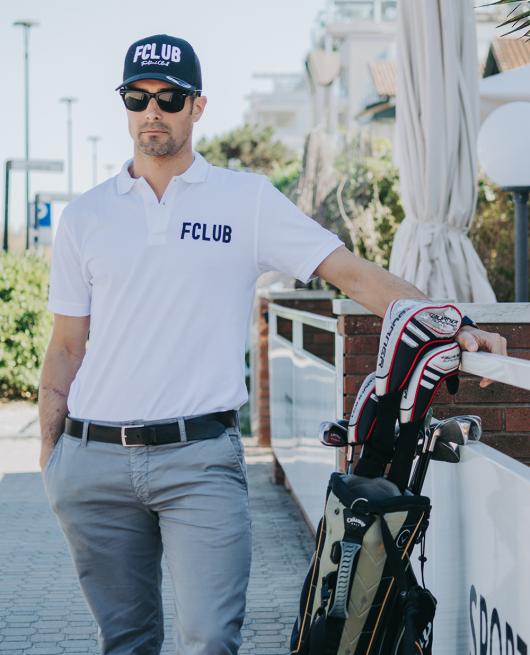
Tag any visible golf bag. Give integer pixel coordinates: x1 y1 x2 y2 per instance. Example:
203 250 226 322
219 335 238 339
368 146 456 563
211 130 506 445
291 301 464 655
290 473 435 655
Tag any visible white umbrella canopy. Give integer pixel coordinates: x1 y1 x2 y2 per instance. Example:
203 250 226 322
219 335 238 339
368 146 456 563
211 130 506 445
389 0 496 302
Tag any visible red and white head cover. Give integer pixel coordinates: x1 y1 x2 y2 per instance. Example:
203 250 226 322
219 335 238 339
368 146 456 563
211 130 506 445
376 300 462 397
399 342 461 424
353 301 463 481
347 372 377 444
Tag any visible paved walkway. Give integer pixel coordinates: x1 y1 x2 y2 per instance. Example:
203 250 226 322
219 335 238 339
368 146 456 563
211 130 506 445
0 402 315 654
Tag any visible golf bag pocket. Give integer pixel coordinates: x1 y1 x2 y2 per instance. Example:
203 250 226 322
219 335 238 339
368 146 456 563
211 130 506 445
290 473 434 655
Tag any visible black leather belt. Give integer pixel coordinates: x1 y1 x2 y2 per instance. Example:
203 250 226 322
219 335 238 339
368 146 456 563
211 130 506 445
64 410 238 447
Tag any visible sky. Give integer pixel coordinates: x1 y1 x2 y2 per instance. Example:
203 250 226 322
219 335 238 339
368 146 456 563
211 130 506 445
1 0 327 235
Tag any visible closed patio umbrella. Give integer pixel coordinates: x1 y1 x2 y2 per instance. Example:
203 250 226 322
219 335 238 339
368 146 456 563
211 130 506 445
389 0 496 302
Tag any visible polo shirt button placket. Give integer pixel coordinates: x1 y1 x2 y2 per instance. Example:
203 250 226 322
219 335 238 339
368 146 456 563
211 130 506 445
144 189 170 247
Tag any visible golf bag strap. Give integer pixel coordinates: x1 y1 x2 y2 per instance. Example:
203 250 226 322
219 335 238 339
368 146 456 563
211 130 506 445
329 541 361 619
309 578 332 655
380 515 408 594
308 511 374 655
419 534 427 589
380 517 436 655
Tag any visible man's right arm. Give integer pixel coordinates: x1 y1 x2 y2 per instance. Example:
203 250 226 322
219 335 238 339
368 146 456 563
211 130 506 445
38 313 90 470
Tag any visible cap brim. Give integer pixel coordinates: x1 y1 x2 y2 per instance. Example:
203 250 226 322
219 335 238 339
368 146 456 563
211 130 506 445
115 72 200 92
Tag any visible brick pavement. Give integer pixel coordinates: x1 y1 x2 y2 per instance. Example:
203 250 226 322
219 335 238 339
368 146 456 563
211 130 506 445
0 428 315 655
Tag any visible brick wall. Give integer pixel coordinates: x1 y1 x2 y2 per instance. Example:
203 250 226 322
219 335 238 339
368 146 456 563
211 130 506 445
338 313 530 466
253 290 336 446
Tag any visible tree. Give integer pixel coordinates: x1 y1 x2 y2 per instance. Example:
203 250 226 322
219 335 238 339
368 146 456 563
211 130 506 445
196 123 300 193
488 1 530 37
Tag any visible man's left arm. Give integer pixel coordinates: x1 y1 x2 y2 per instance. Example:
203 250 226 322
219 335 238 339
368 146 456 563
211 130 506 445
314 246 508 387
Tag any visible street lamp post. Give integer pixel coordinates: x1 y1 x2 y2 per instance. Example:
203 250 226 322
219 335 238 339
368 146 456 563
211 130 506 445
59 96 78 197
87 136 101 187
509 189 529 302
478 101 530 302
13 19 39 250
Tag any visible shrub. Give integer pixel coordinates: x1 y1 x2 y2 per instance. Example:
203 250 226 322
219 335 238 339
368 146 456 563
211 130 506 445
196 123 300 181
471 177 519 302
307 137 404 292
0 251 52 400
308 137 519 301
329 137 404 269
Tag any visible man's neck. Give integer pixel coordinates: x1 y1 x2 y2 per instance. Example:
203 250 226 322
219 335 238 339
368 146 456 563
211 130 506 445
129 146 194 201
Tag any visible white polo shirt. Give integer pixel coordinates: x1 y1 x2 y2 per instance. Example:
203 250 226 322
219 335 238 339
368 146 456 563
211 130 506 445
47 151 344 422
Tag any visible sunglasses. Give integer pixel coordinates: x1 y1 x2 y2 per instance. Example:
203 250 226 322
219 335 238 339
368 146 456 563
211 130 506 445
119 87 200 113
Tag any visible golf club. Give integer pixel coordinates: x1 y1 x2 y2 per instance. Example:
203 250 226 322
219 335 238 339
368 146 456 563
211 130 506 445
445 415 482 441
431 440 460 463
410 418 461 493
410 416 478 494
319 420 349 448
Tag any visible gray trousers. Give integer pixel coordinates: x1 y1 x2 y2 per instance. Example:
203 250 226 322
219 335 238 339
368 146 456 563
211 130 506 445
42 423 252 655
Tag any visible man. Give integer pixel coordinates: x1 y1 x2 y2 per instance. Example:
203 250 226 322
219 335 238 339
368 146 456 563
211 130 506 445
38 34 507 655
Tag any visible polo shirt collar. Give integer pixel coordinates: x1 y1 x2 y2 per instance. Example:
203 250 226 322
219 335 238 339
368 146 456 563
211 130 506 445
116 150 209 195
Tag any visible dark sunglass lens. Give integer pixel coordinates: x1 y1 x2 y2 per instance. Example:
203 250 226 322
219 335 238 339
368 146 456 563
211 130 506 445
157 91 187 113
123 91 149 112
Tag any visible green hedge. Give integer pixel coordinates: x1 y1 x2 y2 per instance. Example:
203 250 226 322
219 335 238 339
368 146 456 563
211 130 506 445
0 251 52 400
318 138 404 270
471 178 521 302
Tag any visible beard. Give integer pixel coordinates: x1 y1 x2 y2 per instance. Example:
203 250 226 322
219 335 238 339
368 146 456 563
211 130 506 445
137 125 191 157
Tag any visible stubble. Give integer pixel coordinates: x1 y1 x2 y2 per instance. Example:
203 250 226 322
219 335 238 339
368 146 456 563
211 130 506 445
137 124 192 158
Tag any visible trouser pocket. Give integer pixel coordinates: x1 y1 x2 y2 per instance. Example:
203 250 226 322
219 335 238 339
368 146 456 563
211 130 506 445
224 429 248 490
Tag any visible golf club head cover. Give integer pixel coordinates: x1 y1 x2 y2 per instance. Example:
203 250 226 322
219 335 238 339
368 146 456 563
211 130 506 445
375 299 462 396
387 342 461 491
355 300 461 480
399 342 461 425
347 371 377 444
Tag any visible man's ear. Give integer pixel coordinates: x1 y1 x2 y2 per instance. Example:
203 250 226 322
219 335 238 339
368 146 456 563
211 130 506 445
191 95 207 123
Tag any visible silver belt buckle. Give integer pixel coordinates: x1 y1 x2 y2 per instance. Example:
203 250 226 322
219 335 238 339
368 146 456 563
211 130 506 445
121 424 145 447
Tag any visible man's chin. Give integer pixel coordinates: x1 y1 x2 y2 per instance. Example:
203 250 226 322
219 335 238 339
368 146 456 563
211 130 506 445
137 137 177 157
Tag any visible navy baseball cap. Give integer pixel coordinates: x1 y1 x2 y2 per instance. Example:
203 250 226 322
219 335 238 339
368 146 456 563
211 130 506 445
116 34 202 92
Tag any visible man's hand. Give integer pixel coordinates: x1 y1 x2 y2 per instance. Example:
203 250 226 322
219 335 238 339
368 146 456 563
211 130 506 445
39 442 56 473
455 326 508 388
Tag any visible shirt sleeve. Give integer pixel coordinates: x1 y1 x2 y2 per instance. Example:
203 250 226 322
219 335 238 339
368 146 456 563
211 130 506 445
47 205 92 316
256 177 345 284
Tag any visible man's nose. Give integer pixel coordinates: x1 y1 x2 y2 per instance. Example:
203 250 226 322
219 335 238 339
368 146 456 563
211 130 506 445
144 96 162 119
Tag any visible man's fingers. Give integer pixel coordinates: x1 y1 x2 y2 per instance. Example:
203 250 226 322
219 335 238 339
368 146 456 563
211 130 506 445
457 328 508 388
458 328 508 357
493 333 508 356
456 330 478 352
476 331 508 356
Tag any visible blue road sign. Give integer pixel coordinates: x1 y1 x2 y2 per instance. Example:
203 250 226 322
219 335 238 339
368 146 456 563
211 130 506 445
37 202 51 227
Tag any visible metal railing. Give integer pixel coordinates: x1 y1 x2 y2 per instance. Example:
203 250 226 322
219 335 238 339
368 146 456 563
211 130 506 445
268 303 343 529
461 350 530 391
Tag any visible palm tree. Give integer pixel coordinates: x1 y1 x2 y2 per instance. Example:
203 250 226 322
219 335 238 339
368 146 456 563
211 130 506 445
488 0 530 37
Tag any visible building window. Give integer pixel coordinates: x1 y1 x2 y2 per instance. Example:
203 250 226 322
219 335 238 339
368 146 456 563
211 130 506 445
333 0 397 22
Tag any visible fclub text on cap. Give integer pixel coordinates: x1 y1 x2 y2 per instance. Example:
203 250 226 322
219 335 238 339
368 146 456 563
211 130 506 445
116 34 202 92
